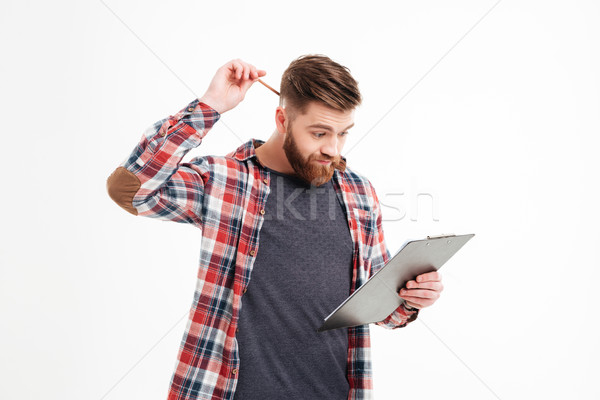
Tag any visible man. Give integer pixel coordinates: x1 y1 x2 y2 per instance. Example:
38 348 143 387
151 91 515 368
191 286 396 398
107 55 443 400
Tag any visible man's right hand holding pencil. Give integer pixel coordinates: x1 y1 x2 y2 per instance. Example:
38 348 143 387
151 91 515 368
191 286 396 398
199 59 267 114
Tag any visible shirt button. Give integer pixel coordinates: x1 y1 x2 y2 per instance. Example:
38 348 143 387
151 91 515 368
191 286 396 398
187 107 194 112
263 178 268 184
260 209 265 215
243 288 247 294
250 250 255 256
232 368 238 375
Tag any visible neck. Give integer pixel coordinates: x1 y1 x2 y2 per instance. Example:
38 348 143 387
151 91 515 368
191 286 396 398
256 130 295 174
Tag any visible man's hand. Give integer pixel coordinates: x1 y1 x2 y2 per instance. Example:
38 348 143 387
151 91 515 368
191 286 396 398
198 59 267 114
398 271 443 310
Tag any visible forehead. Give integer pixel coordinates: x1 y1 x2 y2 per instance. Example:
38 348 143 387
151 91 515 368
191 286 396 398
295 101 355 129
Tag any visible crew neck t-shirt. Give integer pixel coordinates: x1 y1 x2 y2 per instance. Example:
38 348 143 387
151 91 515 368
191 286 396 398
233 166 354 399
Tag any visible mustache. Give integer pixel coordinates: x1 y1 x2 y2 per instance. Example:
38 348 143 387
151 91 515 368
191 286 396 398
311 154 340 163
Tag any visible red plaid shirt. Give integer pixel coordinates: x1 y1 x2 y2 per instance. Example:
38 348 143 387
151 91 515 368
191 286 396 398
107 98 418 400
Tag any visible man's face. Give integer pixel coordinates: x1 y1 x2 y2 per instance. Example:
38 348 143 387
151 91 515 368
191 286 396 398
282 101 355 187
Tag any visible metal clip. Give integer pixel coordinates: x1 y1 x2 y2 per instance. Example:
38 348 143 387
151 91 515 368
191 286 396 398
426 233 456 240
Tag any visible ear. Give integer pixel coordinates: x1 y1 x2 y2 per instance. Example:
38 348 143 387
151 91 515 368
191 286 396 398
275 106 288 134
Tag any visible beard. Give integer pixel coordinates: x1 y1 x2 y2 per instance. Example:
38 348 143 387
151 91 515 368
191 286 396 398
282 126 344 187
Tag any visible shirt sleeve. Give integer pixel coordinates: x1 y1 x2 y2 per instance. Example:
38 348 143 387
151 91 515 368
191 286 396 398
367 182 420 329
106 98 220 227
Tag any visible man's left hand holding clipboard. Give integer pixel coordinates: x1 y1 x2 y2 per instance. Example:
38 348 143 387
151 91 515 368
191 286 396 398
399 271 444 310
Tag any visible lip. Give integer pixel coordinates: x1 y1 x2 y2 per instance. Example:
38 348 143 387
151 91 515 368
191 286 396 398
316 160 331 165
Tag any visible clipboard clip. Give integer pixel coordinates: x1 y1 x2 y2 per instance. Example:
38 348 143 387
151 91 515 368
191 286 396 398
426 233 456 239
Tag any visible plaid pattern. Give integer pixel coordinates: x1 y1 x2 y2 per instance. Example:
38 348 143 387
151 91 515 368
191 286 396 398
117 98 418 400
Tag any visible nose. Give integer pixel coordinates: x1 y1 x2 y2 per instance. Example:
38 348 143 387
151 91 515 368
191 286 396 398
320 135 339 158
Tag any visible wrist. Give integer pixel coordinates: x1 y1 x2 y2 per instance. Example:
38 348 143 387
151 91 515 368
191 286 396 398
198 95 225 115
403 301 419 312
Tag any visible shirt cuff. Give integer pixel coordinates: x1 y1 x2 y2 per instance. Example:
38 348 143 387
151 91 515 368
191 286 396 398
177 98 221 132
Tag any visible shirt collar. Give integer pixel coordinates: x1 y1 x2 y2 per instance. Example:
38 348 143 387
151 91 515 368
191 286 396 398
230 139 347 173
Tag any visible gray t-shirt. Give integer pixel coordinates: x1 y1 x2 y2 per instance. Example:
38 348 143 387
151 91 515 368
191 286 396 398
233 166 354 399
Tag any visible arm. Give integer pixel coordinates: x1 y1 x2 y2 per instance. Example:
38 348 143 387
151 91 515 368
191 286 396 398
367 184 421 329
369 182 444 328
106 100 218 225
106 59 266 224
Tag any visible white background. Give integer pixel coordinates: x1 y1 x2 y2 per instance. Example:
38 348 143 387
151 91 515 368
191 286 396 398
1 0 599 399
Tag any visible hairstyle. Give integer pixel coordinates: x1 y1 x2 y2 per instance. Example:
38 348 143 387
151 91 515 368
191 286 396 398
279 54 362 120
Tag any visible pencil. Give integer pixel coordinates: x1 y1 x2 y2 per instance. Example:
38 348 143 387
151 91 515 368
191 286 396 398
258 79 280 96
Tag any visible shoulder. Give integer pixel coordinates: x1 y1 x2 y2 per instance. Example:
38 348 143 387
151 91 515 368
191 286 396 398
336 165 381 210
184 153 255 187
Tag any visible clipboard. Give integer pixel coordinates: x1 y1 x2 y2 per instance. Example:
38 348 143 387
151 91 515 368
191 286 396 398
317 233 475 332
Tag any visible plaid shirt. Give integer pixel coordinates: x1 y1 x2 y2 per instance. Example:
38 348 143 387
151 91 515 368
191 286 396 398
107 98 418 400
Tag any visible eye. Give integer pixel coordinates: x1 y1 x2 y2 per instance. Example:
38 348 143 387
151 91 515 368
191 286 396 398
339 131 349 136
313 132 326 138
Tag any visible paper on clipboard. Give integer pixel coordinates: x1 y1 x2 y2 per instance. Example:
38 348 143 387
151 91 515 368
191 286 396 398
317 233 475 332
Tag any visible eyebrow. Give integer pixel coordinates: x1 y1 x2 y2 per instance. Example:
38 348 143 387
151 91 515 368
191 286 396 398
306 122 355 132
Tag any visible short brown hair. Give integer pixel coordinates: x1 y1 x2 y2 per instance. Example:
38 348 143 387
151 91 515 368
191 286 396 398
280 54 362 120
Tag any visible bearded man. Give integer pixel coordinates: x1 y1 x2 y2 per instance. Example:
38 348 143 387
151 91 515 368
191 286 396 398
107 55 443 400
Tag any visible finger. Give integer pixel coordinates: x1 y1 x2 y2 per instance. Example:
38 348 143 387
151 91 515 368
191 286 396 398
399 288 440 300
238 60 252 80
416 271 442 283
400 296 433 308
228 63 240 80
406 280 443 291
239 61 260 80
249 64 261 79
232 60 243 80
405 280 415 289
251 69 267 81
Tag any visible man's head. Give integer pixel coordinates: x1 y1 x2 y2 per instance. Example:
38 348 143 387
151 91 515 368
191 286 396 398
279 54 362 123
276 55 362 186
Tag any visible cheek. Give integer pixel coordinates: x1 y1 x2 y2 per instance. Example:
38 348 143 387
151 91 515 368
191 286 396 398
299 142 320 157
338 137 348 152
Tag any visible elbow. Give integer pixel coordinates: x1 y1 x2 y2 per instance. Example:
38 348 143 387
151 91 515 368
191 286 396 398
106 166 141 215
